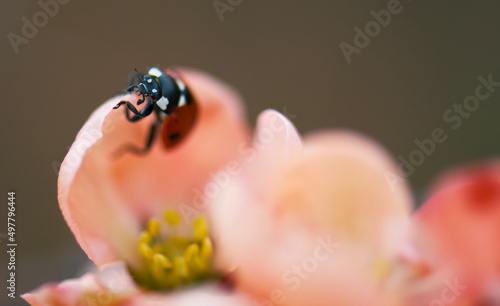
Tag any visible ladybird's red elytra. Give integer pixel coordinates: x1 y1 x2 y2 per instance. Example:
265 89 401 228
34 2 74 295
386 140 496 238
161 97 198 149
113 67 198 156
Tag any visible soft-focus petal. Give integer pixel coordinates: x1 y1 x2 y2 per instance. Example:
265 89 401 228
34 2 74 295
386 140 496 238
58 68 250 267
23 268 252 306
22 273 124 306
279 130 412 250
211 112 413 305
59 96 141 267
121 286 254 306
211 110 303 269
254 109 302 159
413 161 500 303
23 261 140 306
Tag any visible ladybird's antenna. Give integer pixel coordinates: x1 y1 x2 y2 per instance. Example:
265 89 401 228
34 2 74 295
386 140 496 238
127 68 145 87
134 68 145 79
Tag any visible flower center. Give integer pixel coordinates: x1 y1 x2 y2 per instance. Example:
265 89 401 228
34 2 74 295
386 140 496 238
130 210 215 290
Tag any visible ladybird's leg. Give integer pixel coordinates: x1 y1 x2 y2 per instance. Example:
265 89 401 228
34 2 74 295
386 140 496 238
127 69 148 104
124 101 154 122
136 92 147 105
112 101 147 116
113 98 154 122
113 121 159 157
125 85 147 105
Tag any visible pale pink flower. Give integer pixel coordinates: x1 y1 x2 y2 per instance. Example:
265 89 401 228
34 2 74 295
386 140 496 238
209 110 500 305
209 110 414 305
410 161 500 305
24 68 500 305
24 68 254 305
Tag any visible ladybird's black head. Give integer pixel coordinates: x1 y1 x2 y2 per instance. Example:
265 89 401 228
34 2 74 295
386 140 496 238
126 74 162 102
141 75 162 100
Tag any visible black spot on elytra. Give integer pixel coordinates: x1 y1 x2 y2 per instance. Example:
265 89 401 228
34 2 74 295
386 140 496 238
169 133 181 140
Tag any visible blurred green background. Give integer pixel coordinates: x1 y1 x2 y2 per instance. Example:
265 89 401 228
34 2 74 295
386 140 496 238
1 1 500 305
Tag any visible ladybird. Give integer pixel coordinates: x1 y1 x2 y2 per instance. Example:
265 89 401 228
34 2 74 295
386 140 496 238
113 67 198 155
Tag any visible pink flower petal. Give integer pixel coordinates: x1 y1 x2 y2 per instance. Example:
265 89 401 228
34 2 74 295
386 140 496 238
22 273 125 306
121 286 254 306
58 68 250 267
254 109 302 159
281 130 413 248
211 121 413 304
413 160 500 302
23 266 251 306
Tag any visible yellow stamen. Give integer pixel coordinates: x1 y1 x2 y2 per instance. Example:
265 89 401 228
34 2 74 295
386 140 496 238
139 231 152 244
154 253 172 269
139 242 154 260
131 211 215 291
174 257 189 279
184 243 199 260
153 244 163 253
201 237 212 260
164 210 181 226
147 218 161 236
193 217 208 241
